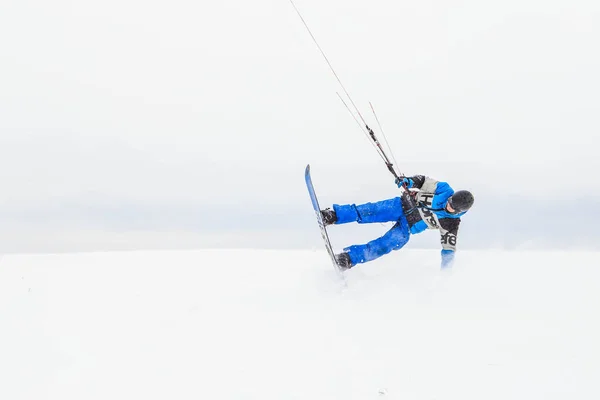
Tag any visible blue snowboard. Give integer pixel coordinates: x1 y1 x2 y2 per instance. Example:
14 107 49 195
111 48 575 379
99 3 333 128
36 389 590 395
305 164 344 273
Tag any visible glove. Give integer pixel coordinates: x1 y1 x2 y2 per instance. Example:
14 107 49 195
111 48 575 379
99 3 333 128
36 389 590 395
395 177 413 188
441 249 455 269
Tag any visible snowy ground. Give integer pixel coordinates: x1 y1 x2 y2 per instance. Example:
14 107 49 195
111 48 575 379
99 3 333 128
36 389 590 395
1 248 599 400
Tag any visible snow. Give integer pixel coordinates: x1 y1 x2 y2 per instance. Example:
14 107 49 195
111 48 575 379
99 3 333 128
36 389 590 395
1 248 599 399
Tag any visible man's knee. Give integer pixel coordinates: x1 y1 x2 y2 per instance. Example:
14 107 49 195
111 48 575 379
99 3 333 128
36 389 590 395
387 226 410 250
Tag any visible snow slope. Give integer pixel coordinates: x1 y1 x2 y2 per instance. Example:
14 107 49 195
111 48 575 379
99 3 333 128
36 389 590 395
1 249 599 399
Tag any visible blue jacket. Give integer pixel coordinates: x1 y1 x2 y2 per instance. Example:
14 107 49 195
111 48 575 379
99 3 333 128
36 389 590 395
401 176 466 268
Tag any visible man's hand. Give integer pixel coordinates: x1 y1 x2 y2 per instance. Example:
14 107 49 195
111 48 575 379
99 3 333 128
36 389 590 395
395 177 413 188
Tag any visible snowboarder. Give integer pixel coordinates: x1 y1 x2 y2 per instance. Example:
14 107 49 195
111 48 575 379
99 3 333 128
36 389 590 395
320 175 474 270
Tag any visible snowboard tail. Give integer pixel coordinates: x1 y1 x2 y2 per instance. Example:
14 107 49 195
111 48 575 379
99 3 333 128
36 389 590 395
305 164 344 273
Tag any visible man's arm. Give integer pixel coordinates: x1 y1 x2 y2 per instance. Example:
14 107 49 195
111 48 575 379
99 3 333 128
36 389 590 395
398 175 426 189
399 175 455 211
439 218 460 268
399 175 453 197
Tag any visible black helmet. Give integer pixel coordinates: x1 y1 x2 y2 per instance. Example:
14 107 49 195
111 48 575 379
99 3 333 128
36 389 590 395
448 190 474 213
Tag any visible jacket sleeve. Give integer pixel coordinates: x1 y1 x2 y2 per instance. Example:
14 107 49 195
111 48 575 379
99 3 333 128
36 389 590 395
403 175 426 189
407 175 453 196
433 181 454 199
439 218 460 268
409 176 454 212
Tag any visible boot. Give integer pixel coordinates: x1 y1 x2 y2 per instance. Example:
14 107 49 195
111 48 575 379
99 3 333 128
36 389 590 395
320 208 337 226
335 252 353 270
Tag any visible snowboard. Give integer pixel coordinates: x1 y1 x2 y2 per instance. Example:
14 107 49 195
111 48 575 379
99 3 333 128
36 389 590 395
304 164 344 274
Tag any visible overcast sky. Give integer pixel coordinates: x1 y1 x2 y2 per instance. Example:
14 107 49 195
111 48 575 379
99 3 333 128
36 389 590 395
1 0 599 253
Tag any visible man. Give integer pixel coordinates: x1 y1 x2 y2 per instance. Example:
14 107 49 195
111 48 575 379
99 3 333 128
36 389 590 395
320 175 474 270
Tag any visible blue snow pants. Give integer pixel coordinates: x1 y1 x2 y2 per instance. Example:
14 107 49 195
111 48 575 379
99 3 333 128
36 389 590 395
333 197 410 265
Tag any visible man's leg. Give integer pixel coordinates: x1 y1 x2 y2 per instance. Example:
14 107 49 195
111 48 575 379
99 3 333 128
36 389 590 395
332 197 404 225
342 214 410 266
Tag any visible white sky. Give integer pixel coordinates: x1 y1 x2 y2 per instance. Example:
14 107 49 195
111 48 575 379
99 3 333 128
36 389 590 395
1 248 600 399
1 0 599 252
